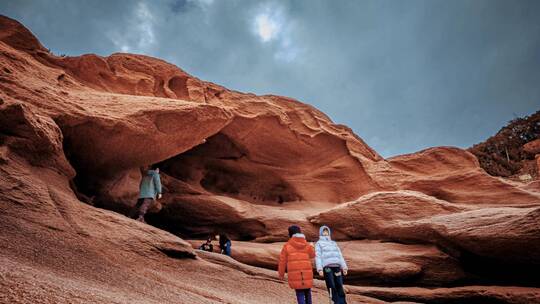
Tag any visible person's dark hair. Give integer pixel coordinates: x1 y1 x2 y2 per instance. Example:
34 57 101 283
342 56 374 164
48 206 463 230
206 235 213 242
288 225 301 238
219 234 230 247
150 163 159 170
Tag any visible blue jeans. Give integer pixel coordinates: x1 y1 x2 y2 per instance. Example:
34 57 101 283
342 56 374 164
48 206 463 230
323 266 347 304
221 241 231 256
295 289 312 304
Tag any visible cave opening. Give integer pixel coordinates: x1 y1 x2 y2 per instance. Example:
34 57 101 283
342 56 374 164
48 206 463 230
142 131 299 239
60 125 139 215
157 131 301 205
62 132 100 207
60 128 297 241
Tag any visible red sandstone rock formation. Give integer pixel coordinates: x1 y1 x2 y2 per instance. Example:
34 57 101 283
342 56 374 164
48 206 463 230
188 239 466 286
364 146 540 205
308 190 468 240
1 15 540 303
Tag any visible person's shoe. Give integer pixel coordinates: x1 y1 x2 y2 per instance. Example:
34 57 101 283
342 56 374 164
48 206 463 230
136 216 146 223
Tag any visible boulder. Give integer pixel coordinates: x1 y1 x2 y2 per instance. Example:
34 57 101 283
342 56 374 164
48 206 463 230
308 190 466 240
389 206 540 265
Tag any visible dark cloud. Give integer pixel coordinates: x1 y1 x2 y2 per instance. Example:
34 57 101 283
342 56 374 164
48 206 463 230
1 0 539 157
170 0 195 13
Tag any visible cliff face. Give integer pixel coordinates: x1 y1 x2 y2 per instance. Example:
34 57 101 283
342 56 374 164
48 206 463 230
1 15 540 303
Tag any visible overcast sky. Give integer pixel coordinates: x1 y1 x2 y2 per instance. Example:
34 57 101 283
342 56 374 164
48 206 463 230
2 0 539 157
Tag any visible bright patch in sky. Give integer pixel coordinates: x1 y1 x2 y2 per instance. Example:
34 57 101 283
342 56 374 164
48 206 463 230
197 0 214 6
134 2 155 49
254 13 281 42
251 5 301 62
108 1 155 53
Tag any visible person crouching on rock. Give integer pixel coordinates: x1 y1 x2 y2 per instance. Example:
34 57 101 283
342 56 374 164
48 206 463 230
199 236 214 252
218 234 232 256
316 225 348 304
131 164 162 223
278 225 315 304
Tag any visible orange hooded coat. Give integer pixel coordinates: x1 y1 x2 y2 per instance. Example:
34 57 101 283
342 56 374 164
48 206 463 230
278 234 316 289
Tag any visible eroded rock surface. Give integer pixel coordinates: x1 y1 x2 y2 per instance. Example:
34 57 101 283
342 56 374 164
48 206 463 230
189 240 466 286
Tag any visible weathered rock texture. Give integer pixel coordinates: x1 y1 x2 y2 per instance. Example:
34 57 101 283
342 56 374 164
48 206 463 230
188 240 466 286
1 15 540 303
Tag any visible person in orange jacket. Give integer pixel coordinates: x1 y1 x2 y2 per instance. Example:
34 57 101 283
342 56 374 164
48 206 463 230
278 225 316 304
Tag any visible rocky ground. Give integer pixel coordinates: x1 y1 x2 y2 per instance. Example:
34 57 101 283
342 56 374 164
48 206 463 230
1 15 539 303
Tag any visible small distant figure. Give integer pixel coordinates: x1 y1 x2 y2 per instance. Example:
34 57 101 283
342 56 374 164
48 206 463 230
316 225 348 304
278 225 315 304
199 236 214 252
131 164 162 223
217 234 232 256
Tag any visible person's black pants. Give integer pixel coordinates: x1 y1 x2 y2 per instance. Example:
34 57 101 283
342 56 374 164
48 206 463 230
130 198 153 219
323 266 347 304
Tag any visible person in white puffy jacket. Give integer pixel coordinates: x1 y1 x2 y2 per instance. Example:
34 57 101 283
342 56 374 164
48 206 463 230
315 225 348 304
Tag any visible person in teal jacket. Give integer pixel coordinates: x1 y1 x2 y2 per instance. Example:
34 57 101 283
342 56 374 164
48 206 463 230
131 164 162 223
